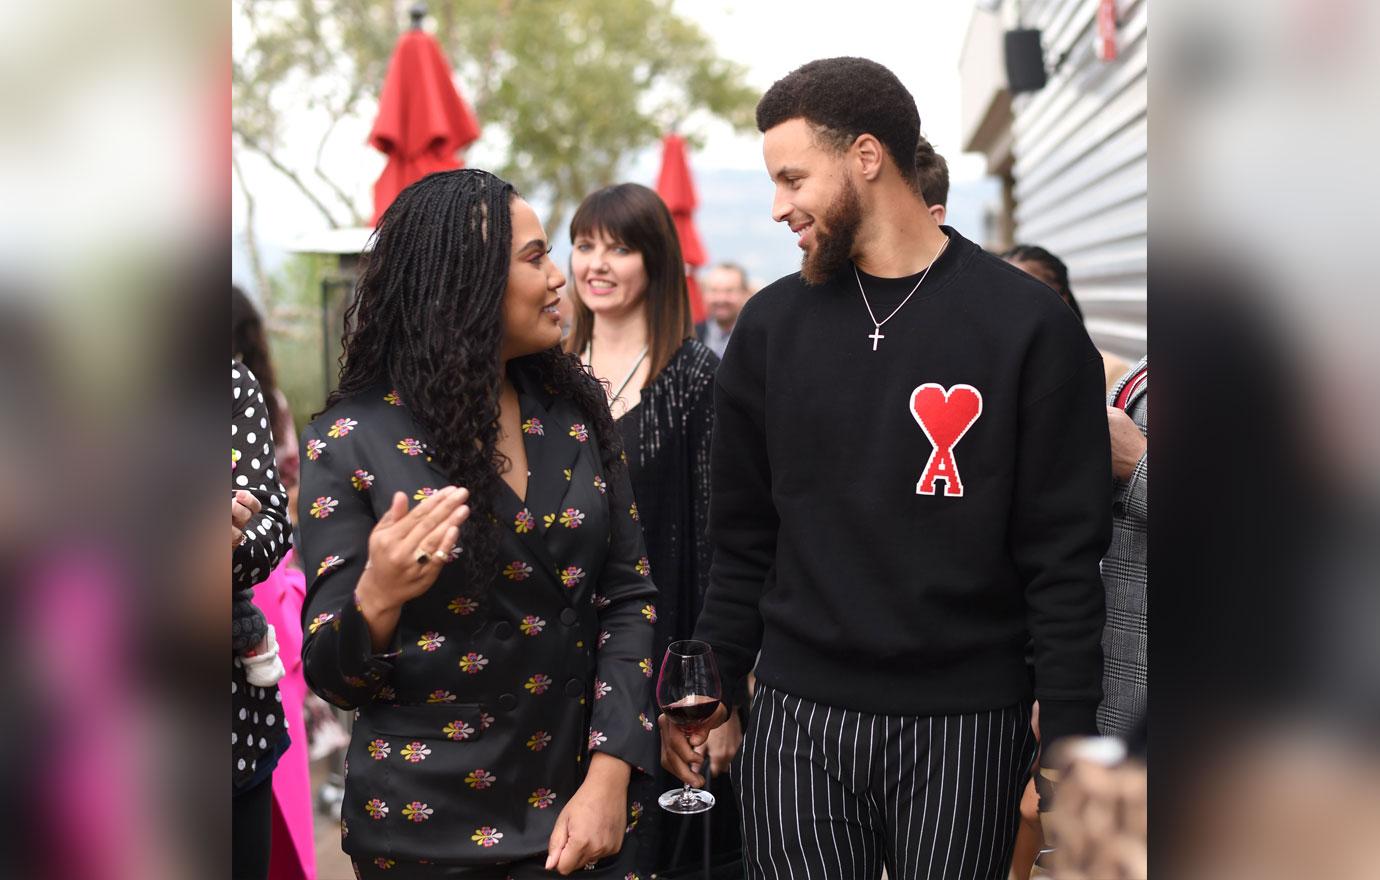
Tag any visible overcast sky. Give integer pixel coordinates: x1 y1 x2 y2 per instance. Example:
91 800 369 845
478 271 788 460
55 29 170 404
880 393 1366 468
665 0 984 174
232 0 986 258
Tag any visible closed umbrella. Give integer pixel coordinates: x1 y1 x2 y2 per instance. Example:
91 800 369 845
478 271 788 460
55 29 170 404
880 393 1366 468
655 133 707 324
368 7 481 225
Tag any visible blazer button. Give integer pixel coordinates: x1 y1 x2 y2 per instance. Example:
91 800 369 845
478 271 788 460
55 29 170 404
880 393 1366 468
560 608 578 626
492 621 513 641
498 693 518 710
564 678 583 698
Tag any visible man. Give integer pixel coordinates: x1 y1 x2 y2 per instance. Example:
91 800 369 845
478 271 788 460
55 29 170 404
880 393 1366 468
914 133 949 224
695 262 753 359
660 57 1111 880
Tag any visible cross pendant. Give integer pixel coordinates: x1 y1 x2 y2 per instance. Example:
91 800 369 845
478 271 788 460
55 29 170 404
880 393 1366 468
868 326 885 351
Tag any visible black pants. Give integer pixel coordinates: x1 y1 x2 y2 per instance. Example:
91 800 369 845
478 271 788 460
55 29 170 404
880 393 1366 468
733 685 1037 880
232 775 273 880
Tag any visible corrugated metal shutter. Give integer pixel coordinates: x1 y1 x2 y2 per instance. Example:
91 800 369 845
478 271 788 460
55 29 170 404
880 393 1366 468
1010 0 1147 362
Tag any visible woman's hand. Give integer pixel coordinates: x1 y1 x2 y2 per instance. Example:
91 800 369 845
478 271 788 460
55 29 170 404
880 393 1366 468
659 703 729 789
544 752 631 875
1107 406 1147 481
354 488 470 650
231 489 261 548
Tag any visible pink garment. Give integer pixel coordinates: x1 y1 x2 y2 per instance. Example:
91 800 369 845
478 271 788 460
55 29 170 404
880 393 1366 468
273 390 300 493
254 549 316 880
29 552 146 880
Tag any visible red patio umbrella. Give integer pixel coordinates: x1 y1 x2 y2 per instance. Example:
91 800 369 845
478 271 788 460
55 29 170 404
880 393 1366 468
655 133 707 324
368 14 481 225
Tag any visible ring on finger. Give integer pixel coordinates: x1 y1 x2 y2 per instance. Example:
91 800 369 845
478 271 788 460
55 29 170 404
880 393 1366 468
415 547 433 565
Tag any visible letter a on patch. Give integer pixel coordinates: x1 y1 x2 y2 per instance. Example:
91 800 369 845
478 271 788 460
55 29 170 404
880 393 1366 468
909 383 983 497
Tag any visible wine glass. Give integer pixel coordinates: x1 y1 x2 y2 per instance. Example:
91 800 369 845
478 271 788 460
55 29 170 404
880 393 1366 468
656 639 722 814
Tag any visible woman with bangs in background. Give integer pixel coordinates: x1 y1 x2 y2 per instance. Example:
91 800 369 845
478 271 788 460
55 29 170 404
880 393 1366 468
565 183 741 878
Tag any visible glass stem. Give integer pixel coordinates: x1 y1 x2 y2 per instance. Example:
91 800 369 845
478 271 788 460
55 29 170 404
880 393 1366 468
680 782 694 806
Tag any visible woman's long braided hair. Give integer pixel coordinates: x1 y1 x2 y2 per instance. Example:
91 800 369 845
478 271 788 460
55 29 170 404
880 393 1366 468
326 169 620 586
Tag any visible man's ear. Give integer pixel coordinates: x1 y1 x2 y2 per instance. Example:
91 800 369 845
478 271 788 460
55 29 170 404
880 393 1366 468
853 134 885 182
929 204 947 224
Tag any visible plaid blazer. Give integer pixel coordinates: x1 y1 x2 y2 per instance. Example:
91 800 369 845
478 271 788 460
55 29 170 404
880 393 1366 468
1097 357 1147 737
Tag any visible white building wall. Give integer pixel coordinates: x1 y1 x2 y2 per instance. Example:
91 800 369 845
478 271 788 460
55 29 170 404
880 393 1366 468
1009 0 1147 361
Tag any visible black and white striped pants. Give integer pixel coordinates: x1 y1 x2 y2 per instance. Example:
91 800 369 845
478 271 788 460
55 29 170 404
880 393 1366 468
732 685 1037 880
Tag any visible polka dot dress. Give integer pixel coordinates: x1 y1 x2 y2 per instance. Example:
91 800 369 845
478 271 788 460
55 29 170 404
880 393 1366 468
231 361 289 587
232 361 291 789
232 672 288 786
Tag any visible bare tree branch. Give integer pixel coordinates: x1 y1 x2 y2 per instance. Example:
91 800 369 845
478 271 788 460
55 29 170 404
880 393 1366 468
234 125 346 229
312 97 368 226
232 150 275 307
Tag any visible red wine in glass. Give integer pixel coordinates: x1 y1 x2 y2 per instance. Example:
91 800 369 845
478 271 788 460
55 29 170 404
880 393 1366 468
656 640 721 814
662 694 722 735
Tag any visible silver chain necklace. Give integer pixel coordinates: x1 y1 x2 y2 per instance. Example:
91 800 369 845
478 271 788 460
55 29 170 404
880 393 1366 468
583 343 649 409
852 234 951 351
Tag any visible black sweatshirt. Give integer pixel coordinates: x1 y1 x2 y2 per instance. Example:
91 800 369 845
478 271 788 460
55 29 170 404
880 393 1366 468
693 228 1111 747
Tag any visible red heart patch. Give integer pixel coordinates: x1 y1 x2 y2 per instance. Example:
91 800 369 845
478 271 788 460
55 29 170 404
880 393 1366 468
909 383 983 497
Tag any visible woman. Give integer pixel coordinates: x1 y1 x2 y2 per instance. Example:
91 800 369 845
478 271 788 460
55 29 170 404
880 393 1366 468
1002 245 1127 880
232 285 316 880
564 183 737 876
1002 243 1131 392
233 360 292 880
233 286 301 504
297 169 657 879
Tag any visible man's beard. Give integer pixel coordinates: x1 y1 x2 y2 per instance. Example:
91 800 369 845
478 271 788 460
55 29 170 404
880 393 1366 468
801 176 863 286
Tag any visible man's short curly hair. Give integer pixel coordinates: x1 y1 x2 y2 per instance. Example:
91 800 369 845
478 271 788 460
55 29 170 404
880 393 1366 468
756 57 921 181
914 134 949 207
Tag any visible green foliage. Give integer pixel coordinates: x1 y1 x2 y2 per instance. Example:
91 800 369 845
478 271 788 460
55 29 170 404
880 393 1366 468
456 0 758 228
233 0 757 230
262 252 344 433
234 0 399 151
237 0 756 423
